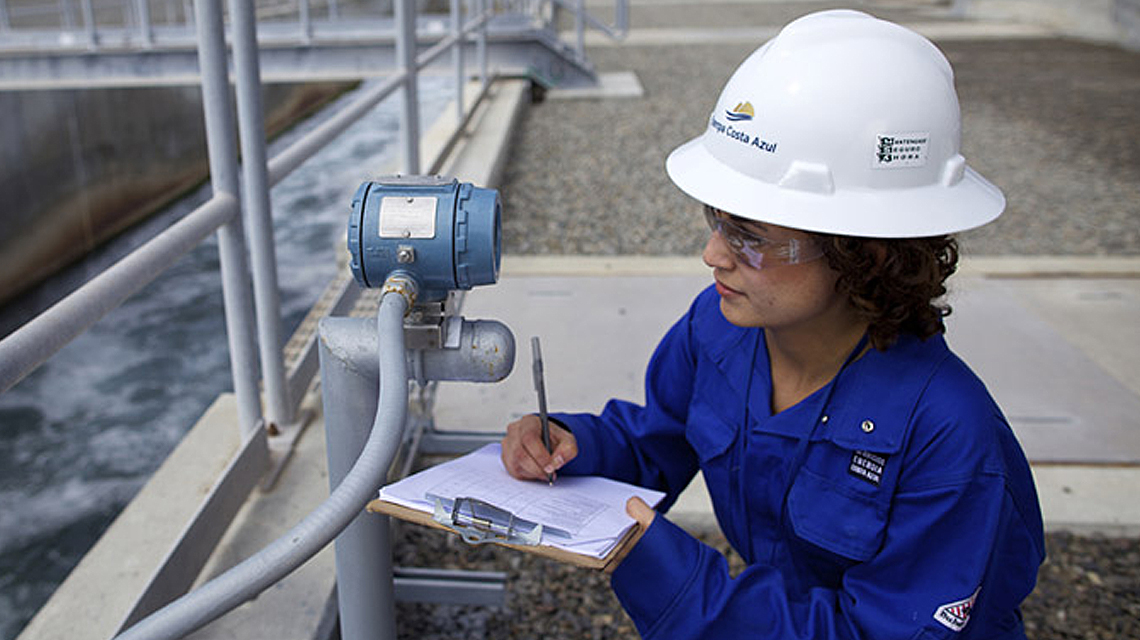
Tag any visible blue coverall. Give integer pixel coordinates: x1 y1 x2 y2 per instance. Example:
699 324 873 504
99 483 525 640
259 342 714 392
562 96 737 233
554 286 1045 640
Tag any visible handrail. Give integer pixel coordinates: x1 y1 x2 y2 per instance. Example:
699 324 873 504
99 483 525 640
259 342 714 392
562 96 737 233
0 0 499 416
0 0 631 441
551 0 629 40
2 0 627 634
0 0 630 53
0 193 238 395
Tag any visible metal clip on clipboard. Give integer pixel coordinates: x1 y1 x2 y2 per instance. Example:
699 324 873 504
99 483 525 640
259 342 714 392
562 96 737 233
431 496 544 546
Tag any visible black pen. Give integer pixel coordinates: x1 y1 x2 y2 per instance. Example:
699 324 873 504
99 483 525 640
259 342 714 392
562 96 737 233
531 336 554 485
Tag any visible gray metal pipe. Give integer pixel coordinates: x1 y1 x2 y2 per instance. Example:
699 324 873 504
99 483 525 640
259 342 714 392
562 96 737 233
395 0 421 174
80 0 96 47
298 0 311 42
320 316 515 384
320 312 401 640
478 0 488 87
229 0 293 428
319 312 513 639
113 290 411 640
134 0 153 46
195 0 263 439
451 0 464 122
0 194 238 395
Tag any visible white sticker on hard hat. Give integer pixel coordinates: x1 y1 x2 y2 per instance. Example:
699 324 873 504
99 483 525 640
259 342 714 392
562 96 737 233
873 132 929 169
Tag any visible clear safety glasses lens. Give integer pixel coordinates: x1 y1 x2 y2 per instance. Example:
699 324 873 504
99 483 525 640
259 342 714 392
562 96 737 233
704 206 824 269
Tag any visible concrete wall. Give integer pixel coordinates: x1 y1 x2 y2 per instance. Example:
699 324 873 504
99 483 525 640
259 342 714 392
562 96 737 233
0 81 352 306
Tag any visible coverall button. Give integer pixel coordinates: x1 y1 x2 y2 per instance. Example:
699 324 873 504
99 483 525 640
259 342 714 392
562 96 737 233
861 419 875 433
820 415 829 424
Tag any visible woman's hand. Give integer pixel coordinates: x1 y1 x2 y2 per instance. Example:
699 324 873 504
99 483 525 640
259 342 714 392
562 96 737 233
603 496 657 573
500 414 578 481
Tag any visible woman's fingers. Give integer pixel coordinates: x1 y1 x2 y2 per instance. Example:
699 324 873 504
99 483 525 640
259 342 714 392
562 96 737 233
626 496 656 528
501 415 577 480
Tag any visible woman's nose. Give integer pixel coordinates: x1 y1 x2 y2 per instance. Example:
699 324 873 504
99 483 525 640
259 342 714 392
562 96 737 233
702 230 734 270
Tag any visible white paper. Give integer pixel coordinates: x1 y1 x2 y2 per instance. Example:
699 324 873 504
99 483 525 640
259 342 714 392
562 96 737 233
379 443 665 559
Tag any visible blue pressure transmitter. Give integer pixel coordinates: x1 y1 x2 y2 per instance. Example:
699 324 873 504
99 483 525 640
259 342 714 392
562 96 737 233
348 175 501 302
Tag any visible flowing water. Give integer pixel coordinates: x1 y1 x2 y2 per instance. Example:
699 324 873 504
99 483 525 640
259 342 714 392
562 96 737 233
0 75 453 639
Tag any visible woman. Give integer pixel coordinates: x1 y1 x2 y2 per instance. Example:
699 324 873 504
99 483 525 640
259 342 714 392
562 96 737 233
501 10 1044 640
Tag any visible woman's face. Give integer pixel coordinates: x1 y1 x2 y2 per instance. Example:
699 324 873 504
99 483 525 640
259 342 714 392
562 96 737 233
701 214 851 331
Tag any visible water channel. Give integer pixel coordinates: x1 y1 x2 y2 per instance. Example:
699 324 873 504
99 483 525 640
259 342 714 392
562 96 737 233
0 75 453 639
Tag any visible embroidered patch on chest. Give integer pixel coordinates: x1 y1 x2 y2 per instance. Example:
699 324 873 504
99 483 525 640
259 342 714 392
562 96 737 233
934 587 981 632
848 450 888 486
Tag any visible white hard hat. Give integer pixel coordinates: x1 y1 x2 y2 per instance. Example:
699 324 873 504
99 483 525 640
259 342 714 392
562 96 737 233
666 10 1004 238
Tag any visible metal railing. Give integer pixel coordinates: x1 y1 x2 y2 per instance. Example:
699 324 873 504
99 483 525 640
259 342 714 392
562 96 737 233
0 0 627 51
0 0 630 413
0 0 628 635
0 0 505 430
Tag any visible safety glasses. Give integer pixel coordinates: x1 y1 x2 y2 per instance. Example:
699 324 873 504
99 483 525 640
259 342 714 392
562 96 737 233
704 206 824 269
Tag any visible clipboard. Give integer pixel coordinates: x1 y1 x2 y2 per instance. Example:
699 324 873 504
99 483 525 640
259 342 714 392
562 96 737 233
367 497 642 572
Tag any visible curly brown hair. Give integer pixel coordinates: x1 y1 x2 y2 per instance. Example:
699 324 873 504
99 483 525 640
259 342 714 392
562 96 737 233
815 234 959 351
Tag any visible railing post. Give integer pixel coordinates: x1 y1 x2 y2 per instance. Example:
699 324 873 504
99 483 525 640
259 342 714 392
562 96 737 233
299 0 312 43
80 0 97 47
59 0 76 28
477 0 488 88
575 0 585 58
194 0 264 440
135 0 154 46
229 0 294 428
546 0 560 33
394 0 420 174
451 0 464 121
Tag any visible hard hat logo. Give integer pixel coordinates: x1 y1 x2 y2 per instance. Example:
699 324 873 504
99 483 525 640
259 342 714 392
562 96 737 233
874 133 930 169
725 102 755 122
708 115 779 155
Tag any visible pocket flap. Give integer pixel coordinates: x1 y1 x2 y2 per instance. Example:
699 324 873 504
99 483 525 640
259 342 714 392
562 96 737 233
684 402 737 464
788 468 888 562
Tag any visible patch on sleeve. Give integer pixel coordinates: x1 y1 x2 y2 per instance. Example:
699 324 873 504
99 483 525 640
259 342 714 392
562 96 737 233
848 450 887 486
934 587 981 632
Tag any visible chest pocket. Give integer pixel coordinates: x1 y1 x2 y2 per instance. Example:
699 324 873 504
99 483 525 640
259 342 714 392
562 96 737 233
786 420 905 562
684 357 745 466
787 467 890 562
685 399 736 465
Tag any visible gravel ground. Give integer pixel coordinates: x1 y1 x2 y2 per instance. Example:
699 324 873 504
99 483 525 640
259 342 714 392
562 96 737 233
392 523 1140 639
499 39 1140 258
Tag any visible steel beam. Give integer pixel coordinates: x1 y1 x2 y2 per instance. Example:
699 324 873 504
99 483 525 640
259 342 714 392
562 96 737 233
393 568 506 607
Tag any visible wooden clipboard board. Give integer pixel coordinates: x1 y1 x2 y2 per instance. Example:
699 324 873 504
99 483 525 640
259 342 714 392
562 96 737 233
367 498 640 572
